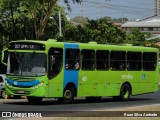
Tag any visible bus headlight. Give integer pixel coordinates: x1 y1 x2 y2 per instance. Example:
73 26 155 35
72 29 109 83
6 83 11 87
33 82 44 89
39 82 44 87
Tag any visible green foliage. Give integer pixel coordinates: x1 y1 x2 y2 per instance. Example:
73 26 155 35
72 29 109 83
61 18 127 44
0 0 156 51
126 28 146 46
0 0 82 50
71 16 88 26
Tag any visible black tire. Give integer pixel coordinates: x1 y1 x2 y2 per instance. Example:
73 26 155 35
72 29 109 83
86 97 101 102
120 84 131 101
27 96 43 104
58 87 75 104
113 84 131 101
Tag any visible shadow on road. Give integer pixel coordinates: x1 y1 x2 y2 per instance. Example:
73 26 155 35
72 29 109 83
2 96 156 106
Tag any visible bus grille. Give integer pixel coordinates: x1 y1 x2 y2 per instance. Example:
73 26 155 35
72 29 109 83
9 88 32 95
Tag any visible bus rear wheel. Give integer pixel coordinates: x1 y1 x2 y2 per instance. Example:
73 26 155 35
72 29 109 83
120 84 131 101
113 84 131 101
27 96 43 104
58 87 75 104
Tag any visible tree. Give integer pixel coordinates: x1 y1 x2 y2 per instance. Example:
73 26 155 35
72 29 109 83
61 18 127 44
23 0 82 39
71 16 88 26
126 28 146 46
0 0 82 41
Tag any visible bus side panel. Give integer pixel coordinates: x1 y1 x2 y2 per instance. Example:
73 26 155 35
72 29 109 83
129 71 158 95
154 65 159 92
138 71 158 94
97 71 120 96
78 71 97 96
48 71 64 97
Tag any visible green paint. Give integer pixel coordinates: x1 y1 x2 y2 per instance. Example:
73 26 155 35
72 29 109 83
4 40 159 100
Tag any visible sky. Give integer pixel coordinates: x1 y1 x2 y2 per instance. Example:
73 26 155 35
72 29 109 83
58 0 154 20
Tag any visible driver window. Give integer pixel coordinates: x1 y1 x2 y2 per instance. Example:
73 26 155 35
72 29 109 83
48 48 63 79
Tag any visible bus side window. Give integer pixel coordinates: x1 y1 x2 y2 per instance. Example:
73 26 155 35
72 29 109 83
143 52 157 71
48 48 63 79
81 50 95 70
65 49 80 70
96 50 109 70
127 52 142 71
110 51 126 70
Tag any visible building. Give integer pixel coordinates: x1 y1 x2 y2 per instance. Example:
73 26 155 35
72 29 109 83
154 0 160 16
121 16 160 35
121 0 160 35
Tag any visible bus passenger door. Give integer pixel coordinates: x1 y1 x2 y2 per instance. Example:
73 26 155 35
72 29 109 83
48 48 63 97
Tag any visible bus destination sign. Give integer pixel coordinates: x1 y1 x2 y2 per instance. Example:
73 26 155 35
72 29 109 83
9 43 45 50
14 44 34 49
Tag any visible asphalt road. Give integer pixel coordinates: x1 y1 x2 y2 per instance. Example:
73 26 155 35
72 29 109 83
0 86 160 117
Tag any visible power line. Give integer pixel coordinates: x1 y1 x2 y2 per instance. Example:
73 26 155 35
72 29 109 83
59 0 153 19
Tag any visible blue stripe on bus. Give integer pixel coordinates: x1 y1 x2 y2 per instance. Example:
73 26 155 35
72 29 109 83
64 43 79 90
6 79 40 87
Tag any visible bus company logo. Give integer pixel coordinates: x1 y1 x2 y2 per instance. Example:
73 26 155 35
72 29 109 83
82 77 87 81
2 112 11 117
142 74 146 80
121 74 133 80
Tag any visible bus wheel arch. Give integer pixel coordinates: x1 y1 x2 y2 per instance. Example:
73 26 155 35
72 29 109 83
58 82 77 104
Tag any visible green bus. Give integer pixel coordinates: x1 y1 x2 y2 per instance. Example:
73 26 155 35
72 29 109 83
2 39 159 104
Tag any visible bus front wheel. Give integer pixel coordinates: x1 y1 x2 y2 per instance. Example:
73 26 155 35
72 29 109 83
27 96 43 104
58 87 75 104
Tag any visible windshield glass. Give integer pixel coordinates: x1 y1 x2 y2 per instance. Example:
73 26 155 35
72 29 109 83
7 52 46 76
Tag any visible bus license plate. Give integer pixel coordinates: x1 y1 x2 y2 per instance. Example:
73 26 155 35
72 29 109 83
17 90 25 93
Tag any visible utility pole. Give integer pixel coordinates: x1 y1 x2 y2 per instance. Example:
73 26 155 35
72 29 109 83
97 0 100 19
59 11 62 36
81 0 84 17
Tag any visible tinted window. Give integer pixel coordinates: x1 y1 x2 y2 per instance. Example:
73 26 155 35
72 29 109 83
143 52 157 71
96 50 109 70
66 49 80 70
127 52 142 71
81 50 95 70
110 51 126 70
48 48 63 79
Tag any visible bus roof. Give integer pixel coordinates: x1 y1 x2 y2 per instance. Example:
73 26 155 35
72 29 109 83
9 39 159 52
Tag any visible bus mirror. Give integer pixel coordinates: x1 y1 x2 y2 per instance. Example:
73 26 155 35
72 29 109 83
1 49 8 66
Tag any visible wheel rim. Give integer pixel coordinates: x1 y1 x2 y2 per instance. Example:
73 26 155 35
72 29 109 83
64 90 72 99
123 90 129 99
122 86 130 99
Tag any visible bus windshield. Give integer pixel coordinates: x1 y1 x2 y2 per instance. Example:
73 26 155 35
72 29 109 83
7 52 46 76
